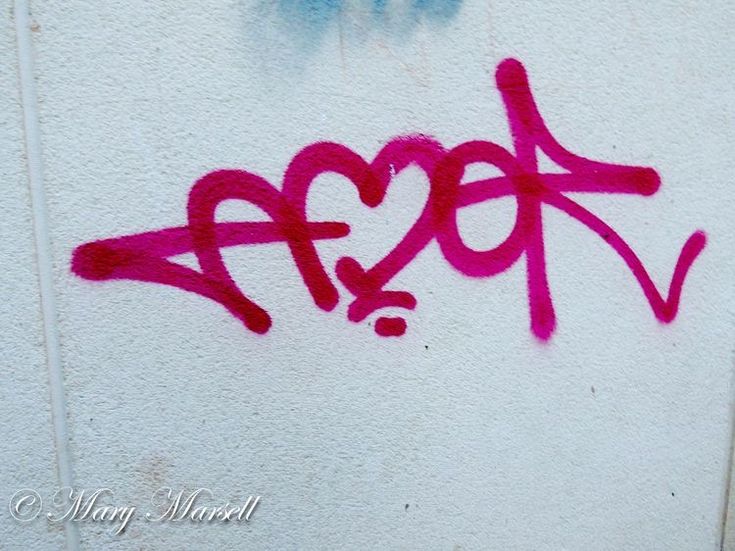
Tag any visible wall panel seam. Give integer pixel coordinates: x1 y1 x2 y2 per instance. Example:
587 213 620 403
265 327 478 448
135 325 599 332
13 1 81 549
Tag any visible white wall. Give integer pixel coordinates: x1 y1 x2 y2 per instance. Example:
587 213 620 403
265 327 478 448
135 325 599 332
2 1 735 549
1 1 66 548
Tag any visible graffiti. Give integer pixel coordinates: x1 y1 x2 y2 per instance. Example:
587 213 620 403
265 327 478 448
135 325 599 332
72 58 706 340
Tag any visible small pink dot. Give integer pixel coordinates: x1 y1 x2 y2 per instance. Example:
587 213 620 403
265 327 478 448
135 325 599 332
375 317 407 337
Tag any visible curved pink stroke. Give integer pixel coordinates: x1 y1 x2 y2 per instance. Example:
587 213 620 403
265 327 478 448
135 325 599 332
71 58 706 340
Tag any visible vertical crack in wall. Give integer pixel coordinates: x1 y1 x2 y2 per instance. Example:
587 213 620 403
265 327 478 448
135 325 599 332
13 1 80 549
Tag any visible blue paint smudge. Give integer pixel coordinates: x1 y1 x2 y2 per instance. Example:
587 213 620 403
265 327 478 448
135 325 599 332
279 0 344 36
372 0 388 17
277 0 462 34
410 0 461 22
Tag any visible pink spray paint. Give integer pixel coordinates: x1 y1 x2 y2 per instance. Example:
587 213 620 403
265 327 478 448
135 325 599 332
72 59 706 340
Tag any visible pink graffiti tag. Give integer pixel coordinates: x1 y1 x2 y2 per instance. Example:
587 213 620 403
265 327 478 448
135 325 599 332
72 59 706 340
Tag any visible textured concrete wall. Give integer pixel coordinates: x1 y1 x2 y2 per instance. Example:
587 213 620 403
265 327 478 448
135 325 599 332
1 0 66 548
2 1 735 550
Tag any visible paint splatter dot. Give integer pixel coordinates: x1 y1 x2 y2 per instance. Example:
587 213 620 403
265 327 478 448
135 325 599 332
376 317 407 336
